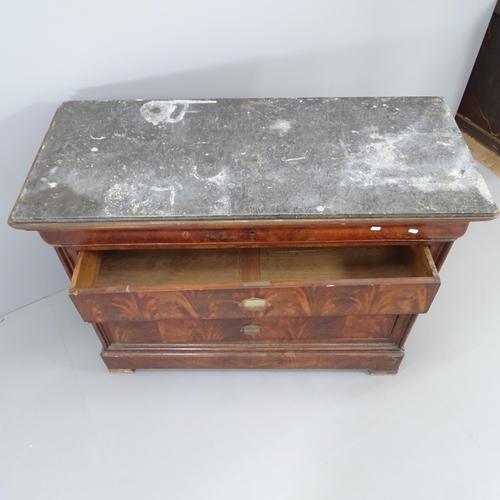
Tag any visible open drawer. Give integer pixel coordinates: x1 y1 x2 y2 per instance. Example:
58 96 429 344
69 245 440 323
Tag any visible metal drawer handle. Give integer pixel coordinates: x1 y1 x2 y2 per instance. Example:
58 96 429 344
241 325 263 336
238 297 270 312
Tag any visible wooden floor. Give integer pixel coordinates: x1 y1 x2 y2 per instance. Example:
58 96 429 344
462 132 500 177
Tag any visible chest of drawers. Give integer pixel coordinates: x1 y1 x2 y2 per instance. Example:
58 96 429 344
9 98 498 374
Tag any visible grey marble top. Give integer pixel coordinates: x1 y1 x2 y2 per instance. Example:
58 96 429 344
9 97 498 226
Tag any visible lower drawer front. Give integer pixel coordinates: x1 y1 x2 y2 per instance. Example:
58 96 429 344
103 315 398 344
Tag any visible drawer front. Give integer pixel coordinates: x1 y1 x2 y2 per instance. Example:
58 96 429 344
71 282 439 323
103 315 398 344
69 246 440 323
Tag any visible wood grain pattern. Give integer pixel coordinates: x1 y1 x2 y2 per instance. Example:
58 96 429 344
100 343 405 371
69 245 440 323
70 251 100 288
430 242 454 272
92 323 112 349
81 246 434 287
95 249 239 286
260 246 428 281
48 222 467 372
239 248 260 282
39 222 470 250
104 315 397 344
387 243 454 349
70 278 439 323
54 247 78 279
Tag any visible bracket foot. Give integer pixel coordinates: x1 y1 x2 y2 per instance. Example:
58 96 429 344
368 369 398 376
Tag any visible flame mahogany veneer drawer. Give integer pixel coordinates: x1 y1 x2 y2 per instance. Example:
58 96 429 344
102 315 399 344
69 245 440 324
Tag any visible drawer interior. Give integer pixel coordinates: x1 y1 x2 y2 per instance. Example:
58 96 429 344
97 249 239 286
72 245 437 289
260 247 431 281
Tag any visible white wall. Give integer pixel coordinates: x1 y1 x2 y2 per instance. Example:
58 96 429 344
1 0 496 316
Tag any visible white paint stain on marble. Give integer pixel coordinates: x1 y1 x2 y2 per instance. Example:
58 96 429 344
270 119 291 135
106 183 128 202
141 100 217 125
283 157 306 162
361 125 379 134
336 127 491 198
368 133 397 164
150 185 178 206
208 170 226 186
192 165 227 187
213 194 231 215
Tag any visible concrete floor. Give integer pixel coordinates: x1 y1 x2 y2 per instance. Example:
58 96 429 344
1 166 500 500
